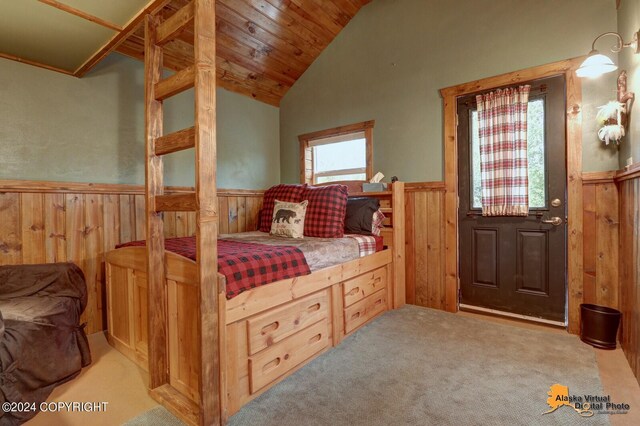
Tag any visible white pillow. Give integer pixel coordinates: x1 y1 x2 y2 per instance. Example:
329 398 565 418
270 200 308 238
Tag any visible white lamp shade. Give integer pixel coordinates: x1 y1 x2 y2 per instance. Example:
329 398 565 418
576 53 618 78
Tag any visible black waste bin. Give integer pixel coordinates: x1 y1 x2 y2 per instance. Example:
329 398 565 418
580 304 621 349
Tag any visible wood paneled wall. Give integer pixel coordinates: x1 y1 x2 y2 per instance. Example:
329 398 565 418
0 180 263 334
406 177 624 328
582 173 619 311
618 170 640 384
404 183 447 310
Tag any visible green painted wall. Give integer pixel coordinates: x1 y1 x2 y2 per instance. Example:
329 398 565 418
619 0 640 168
280 0 620 183
0 53 280 189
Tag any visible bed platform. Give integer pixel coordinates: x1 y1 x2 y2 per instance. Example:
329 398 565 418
105 183 405 422
106 2 405 424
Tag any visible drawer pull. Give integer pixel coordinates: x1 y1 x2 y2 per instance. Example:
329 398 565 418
261 321 279 335
262 357 281 373
374 298 383 306
306 303 321 313
351 311 361 320
308 333 322 344
345 287 360 297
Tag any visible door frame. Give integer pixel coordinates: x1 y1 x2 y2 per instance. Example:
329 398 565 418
439 57 585 333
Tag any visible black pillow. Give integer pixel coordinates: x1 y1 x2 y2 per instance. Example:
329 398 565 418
344 197 380 235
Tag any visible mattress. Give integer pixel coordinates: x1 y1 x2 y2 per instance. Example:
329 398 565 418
117 232 384 299
219 231 382 271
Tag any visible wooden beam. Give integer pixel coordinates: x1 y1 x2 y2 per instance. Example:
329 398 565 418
144 12 169 390
0 52 74 76
157 1 195 45
155 65 196 101
74 0 171 77
156 127 196 155
193 0 222 423
37 0 122 31
155 193 197 212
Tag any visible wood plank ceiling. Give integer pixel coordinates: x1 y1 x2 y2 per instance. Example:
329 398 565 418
0 0 371 106
116 0 371 106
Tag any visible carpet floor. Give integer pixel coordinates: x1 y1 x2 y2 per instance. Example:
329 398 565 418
128 305 609 425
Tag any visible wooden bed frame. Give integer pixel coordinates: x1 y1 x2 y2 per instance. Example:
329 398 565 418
109 2 405 424
105 183 405 424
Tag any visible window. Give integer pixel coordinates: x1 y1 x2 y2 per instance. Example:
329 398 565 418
298 121 374 184
470 98 546 209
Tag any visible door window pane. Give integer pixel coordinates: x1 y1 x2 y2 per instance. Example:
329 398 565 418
471 98 546 209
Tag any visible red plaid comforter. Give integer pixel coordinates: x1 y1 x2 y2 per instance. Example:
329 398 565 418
117 237 311 299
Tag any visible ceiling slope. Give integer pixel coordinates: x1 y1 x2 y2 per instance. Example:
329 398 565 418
0 0 371 106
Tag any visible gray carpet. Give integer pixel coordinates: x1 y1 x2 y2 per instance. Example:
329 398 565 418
127 306 609 425
124 406 183 425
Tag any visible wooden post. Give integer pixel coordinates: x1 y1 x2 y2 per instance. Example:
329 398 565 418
144 13 169 390
392 182 406 308
143 1 223 423
193 0 222 424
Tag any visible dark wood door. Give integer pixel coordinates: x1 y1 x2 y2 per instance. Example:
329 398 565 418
457 75 566 322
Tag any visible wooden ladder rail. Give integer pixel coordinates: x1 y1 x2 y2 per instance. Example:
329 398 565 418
144 1 224 425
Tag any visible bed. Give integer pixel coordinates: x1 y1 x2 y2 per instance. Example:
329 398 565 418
104 182 405 421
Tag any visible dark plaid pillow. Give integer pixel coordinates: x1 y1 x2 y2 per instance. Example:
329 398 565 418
259 184 306 232
302 185 349 238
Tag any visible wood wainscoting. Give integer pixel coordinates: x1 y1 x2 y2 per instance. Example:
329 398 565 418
404 182 447 309
618 166 640 384
582 172 620 311
0 180 263 334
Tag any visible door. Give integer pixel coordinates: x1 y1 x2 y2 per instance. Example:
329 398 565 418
457 75 566 322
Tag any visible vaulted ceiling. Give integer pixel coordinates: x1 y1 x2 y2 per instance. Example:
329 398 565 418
1 0 371 106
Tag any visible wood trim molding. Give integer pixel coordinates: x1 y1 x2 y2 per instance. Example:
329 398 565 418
0 179 265 196
298 120 375 184
440 57 586 98
0 52 74 76
298 120 375 142
0 178 448 195
615 162 640 182
37 0 123 32
405 182 446 191
74 0 172 77
439 57 585 333
583 171 617 184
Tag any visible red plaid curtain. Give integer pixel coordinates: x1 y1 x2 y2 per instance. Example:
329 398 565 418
476 85 531 216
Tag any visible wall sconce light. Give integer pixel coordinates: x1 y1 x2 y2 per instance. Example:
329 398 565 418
576 30 639 78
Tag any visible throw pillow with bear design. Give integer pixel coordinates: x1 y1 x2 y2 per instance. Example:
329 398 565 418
270 199 308 238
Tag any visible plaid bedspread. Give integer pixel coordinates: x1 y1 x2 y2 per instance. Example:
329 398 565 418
345 234 384 257
117 237 311 299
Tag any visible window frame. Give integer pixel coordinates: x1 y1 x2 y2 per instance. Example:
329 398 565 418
298 120 374 184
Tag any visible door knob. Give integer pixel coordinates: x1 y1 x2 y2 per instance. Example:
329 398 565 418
541 216 562 226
